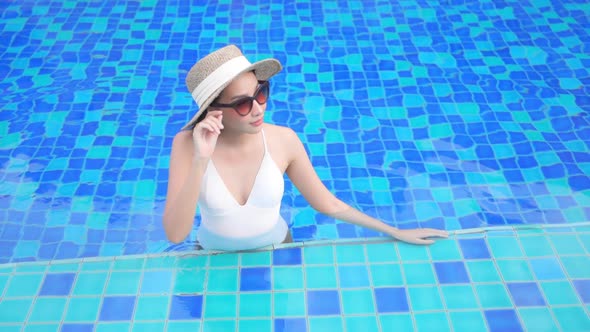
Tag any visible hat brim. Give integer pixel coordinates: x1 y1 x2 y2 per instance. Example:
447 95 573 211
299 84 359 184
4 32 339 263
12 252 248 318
182 58 282 131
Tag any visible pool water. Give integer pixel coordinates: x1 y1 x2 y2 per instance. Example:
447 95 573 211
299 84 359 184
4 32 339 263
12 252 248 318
1 0 589 330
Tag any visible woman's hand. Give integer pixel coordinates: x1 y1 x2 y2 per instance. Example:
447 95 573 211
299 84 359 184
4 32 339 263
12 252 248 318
192 110 224 159
390 228 449 245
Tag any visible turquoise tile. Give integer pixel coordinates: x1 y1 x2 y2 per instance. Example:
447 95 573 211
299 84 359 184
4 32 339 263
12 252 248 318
414 312 450 332
95 322 131 332
105 271 141 294
496 259 534 281
397 243 430 261
540 281 581 305
466 260 501 282
72 272 107 295
176 256 208 269
309 317 344 332
134 296 169 320
579 234 590 252
204 294 237 318
273 291 306 316
207 269 238 292
132 322 165 332
560 256 590 278
112 257 145 270
240 251 271 266
23 324 60 332
475 284 513 308
273 266 304 290
0 299 31 322
365 242 398 262
428 239 462 261
201 319 236 332
519 236 555 257
173 269 206 293
341 289 374 314
305 266 337 288
143 256 177 269
487 237 524 258
303 245 334 264
5 273 43 297
448 311 487 332
166 321 201 332
0 274 8 295
80 260 112 271
549 234 585 255
141 270 173 294
344 316 378 331
402 263 437 285
379 314 414 331
408 286 444 311
370 263 404 287
238 319 271 331
335 244 366 263
209 253 239 267
16 264 46 273
64 297 101 322
518 308 559 332
0 325 22 332
28 298 67 322
338 265 370 288
440 285 478 309
48 262 79 272
238 293 271 317
552 306 590 332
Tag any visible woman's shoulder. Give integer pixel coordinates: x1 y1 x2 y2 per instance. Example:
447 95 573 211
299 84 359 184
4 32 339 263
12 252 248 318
263 123 299 142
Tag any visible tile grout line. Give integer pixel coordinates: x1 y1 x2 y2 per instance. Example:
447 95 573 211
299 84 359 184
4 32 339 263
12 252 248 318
363 242 382 332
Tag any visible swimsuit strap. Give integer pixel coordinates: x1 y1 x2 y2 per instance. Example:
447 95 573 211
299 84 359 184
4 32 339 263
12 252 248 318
261 128 268 153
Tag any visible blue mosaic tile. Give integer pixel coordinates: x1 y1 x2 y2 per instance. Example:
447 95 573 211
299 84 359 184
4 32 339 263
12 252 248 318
275 318 306 332
99 296 136 321
272 248 302 265
434 261 470 284
240 267 271 291
458 238 491 259
572 279 590 304
484 309 524 332
307 290 340 316
38 273 75 296
507 282 547 307
374 287 409 313
168 295 202 320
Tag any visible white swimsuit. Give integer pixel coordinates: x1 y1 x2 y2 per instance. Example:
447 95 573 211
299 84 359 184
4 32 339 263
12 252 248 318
196 129 288 251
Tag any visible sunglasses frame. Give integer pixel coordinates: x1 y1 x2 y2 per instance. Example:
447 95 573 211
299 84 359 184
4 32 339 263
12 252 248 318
210 81 270 116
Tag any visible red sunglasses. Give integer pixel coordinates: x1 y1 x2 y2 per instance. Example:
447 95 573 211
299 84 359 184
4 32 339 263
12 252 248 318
210 81 269 116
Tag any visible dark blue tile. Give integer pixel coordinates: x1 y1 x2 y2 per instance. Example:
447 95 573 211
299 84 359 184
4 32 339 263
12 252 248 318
272 247 302 265
374 287 409 313
572 279 590 303
458 238 491 259
168 295 202 320
39 273 76 296
434 262 470 284
275 318 307 332
484 309 524 332
61 323 94 332
99 296 136 321
240 267 271 291
307 290 340 315
507 283 546 307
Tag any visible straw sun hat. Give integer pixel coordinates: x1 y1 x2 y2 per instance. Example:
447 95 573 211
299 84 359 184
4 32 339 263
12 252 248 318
183 45 283 130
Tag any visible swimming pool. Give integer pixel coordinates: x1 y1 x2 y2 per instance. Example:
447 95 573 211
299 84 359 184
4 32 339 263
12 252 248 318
0 0 589 330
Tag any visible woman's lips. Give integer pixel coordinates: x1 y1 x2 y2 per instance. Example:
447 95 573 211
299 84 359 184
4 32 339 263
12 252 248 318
251 118 263 126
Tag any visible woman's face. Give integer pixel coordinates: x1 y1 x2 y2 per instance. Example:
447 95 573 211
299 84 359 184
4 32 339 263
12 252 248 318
209 71 267 134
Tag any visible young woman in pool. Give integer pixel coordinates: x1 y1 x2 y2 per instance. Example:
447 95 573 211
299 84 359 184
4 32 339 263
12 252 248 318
163 45 448 251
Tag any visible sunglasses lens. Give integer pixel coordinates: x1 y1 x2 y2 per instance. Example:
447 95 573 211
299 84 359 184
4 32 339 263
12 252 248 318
235 99 254 115
256 83 269 105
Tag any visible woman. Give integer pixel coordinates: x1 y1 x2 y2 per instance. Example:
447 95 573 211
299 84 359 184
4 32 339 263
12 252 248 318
163 45 448 251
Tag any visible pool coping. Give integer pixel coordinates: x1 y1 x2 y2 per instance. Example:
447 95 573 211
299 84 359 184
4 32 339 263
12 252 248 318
2 222 589 269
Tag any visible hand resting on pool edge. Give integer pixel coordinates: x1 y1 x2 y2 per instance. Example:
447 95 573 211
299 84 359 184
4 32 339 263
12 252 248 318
162 45 448 251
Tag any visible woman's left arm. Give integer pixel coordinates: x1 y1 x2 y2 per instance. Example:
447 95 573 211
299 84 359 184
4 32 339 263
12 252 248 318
283 128 448 245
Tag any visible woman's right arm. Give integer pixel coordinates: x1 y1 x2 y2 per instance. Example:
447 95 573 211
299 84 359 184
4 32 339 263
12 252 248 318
162 111 223 243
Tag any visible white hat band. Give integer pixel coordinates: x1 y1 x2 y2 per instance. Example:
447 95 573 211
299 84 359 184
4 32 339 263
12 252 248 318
191 56 252 108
